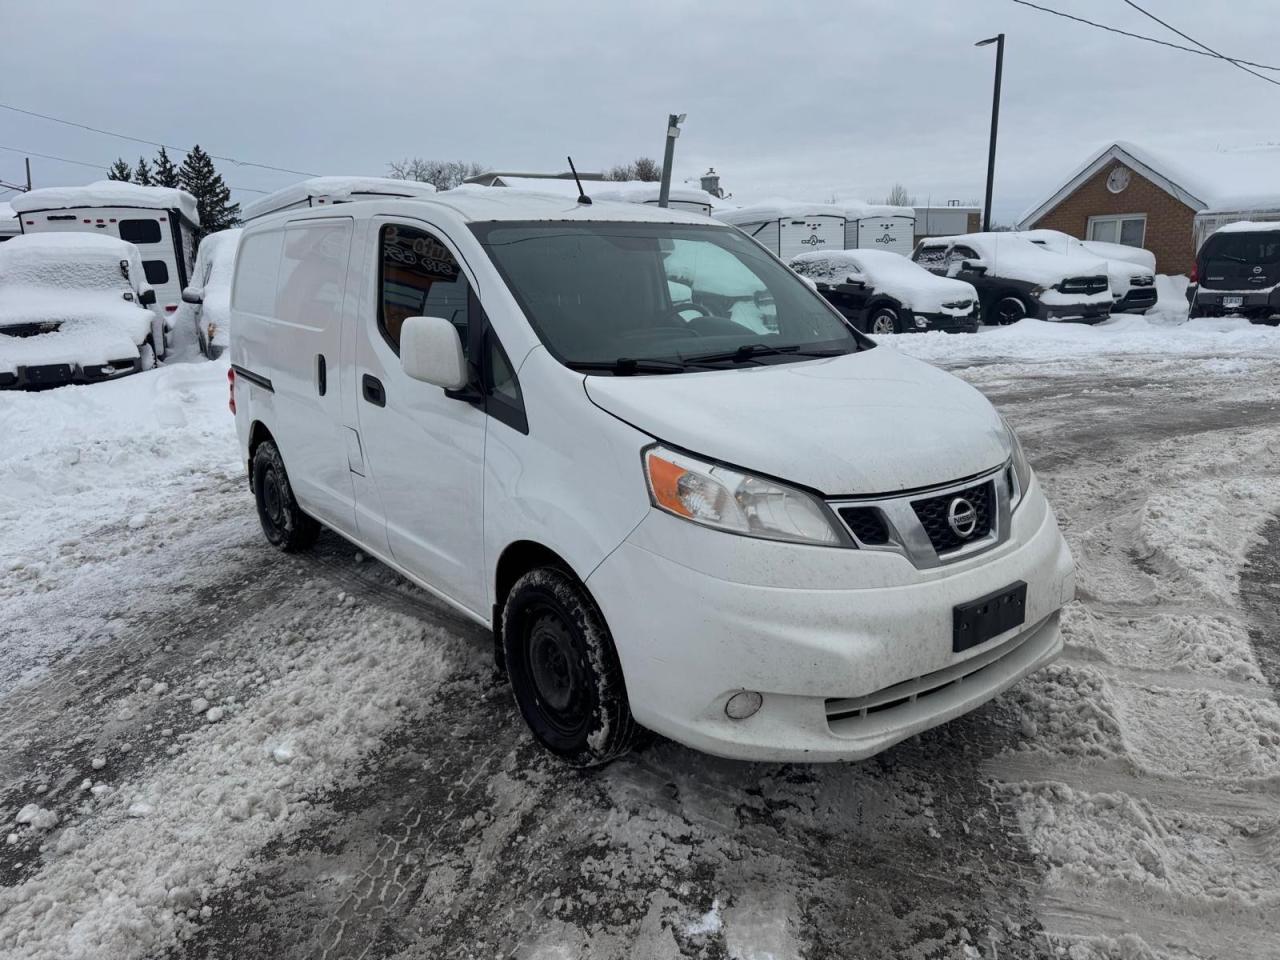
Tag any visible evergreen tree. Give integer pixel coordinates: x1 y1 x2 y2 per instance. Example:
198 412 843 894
179 144 240 238
134 156 154 186
152 147 180 188
107 158 133 182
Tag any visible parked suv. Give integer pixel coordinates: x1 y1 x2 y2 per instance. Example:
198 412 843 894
1018 229 1157 314
1187 222 1280 324
230 193 1074 767
913 233 1112 325
0 233 160 389
788 248 979 334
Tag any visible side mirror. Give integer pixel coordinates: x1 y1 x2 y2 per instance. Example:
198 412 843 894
400 316 467 390
181 287 203 305
844 276 867 289
139 289 157 306
960 259 988 276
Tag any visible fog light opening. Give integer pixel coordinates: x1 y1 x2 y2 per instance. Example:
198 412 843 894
725 690 763 721
914 316 928 329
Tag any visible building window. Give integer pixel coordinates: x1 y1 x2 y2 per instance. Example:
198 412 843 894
1087 215 1146 247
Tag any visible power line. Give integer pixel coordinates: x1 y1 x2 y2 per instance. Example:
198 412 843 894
0 101 318 177
0 143 270 194
1117 0 1280 87
1008 0 1280 72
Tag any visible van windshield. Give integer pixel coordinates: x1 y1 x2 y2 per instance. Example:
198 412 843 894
472 221 867 373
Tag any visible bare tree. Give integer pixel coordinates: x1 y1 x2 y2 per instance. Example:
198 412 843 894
884 183 916 206
388 159 488 191
604 156 662 182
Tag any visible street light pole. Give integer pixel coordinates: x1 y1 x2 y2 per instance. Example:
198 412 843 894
657 113 686 208
976 33 1004 232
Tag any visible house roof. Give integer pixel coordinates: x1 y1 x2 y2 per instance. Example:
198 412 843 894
1019 141 1280 227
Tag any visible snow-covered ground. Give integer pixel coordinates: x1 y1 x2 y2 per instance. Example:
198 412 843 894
1 307 1279 959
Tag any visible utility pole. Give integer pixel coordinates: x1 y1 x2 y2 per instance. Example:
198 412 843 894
657 113 686 208
975 33 1004 232
25 157 32 191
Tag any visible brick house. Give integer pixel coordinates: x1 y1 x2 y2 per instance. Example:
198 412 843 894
1018 141 1280 276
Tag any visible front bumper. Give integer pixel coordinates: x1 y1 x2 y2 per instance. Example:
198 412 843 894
0 357 141 390
587 484 1074 762
909 308 981 334
1114 287 1158 313
1036 300 1112 324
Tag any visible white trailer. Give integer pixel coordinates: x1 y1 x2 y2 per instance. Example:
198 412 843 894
840 202 916 256
716 202 848 259
12 182 199 322
241 176 439 222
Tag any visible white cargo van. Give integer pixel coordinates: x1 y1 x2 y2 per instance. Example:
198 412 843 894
12 182 199 328
240 176 438 222
230 191 1074 767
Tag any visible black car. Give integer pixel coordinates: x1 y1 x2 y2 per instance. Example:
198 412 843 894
788 249 980 334
1187 224 1280 324
913 233 1112 326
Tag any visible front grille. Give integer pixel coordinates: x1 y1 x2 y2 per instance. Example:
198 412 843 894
1129 275 1154 287
838 506 890 545
1059 276 1108 295
911 480 993 554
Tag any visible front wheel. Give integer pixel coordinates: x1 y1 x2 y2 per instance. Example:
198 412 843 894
991 296 1029 326
866 306 901 335
502 568 639 767
252 440 319 552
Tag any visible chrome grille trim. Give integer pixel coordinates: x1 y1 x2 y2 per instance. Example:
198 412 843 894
829 462 1013 569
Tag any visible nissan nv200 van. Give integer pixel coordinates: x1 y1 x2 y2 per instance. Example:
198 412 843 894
229 190 1075 767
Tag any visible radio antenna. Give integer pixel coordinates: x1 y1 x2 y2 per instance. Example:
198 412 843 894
567 156 592 205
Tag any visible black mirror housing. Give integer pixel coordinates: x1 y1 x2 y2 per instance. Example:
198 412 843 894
139 289 157 306
181 288 203 305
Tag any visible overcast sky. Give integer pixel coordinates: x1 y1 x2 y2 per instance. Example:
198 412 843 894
3 0 1276 222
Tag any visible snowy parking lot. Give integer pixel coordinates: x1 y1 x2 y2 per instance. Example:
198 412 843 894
2 313 1279 960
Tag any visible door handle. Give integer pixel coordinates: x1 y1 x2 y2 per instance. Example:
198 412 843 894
317 354 327 396
362 374 386 407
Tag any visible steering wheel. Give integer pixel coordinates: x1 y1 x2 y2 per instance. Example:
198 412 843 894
664 303 711 324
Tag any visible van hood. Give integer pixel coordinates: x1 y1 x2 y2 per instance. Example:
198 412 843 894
584 347 1010 496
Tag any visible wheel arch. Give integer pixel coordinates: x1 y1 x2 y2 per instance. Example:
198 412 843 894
246 420 277 492
492 540 588 673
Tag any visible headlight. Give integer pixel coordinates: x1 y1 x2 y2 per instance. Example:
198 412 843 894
1003 418 1033 509
644 445 846 546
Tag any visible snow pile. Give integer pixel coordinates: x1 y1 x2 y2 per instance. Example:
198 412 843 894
790 248 977 314
12 181 199 226
240 176 437 221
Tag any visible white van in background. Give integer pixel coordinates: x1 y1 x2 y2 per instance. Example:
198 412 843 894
240 176 438 222
12 181 199 324
229 190 1073 768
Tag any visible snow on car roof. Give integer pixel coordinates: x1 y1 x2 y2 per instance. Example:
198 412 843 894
1210 220 1280 235
12 181 199 225
240 176 438 220
934 232 1108 284
415 187 719 225
478 177 720 208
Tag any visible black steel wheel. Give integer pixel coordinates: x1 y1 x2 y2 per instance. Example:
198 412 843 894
251 440 319 552
502 567 638 767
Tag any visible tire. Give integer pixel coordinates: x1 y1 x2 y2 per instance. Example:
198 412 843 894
867 305 901 335
990 295 1029 326
251 440 320 552
502 568 638 767
138 341 157 371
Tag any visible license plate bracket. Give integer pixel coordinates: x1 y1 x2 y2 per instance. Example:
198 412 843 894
953 581 1027 653
1222 295 1244 308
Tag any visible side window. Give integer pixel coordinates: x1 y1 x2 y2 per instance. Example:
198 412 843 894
914 244 948 270
119 219 162 244
275 219 353 328
142 260 169 285
378 223 468 354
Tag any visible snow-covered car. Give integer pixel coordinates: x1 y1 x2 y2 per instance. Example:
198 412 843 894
1018 229 1156 314
913 233 1112 325
0 233 162 389
180 227 242 358
789 248 980 334
1187 221 1280 324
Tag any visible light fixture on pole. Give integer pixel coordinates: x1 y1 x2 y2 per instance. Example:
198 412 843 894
657 113 686 208
975 33 1004 232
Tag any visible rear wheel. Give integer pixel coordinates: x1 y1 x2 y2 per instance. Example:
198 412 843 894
867 305 901 335
991 295 1029 325
252 440 319 552
138 341 157 371
502 568 638 767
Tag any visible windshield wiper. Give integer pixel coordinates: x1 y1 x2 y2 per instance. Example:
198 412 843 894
681 343 801 365
566 357 689 376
